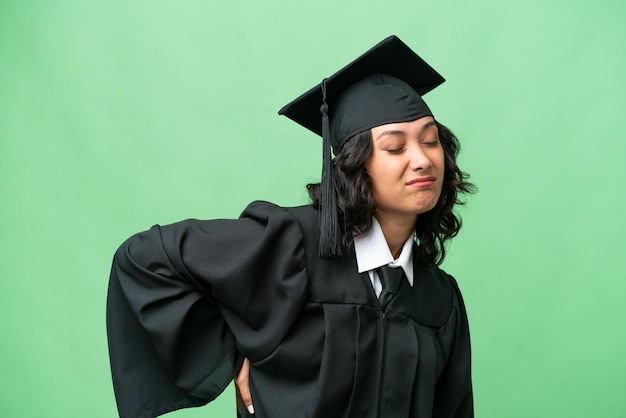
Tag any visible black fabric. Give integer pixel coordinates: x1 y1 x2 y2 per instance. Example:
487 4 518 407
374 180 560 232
107 201 473 418
328 73 432 154
377 265 404 310
278 35 444 145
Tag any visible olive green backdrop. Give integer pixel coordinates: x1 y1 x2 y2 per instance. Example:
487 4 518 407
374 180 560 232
1 0 624 417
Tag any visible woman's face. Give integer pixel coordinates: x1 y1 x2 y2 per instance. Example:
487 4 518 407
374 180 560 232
366 116 445 222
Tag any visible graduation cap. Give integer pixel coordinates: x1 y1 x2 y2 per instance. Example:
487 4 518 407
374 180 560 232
279 35 445 258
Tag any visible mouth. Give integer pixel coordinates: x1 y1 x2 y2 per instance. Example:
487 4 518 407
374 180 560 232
407 176 437 187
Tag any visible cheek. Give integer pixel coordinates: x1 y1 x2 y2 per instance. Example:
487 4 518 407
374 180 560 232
367 164 395 196
435 148 446 171
367 171 391 207
364 157 385 187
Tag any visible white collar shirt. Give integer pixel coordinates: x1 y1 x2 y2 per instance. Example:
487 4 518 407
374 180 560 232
353 217 414 298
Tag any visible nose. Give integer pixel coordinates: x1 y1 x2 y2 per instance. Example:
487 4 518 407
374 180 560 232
408 144 433 171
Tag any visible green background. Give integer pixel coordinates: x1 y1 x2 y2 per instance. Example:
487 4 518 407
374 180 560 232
1 0 625 417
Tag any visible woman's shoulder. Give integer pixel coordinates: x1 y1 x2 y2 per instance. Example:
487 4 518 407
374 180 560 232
409 262 468 327
241 200 319 239
240 200 316 222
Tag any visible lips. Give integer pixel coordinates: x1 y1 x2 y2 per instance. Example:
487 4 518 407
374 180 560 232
407 176 437 187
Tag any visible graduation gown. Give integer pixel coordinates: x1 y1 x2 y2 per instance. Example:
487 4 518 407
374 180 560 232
107 201 473 418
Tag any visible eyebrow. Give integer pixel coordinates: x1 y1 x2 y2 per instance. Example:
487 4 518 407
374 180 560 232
375 120 438 140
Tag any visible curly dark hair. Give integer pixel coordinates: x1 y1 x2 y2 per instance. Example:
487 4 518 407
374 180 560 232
307 120 475 266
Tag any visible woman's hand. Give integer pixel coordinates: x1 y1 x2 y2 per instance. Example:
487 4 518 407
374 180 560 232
235 358 254 415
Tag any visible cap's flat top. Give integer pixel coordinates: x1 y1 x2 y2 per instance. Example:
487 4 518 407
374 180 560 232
278 35 444 137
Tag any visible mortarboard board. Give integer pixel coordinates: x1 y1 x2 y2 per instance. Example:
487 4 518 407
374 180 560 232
279 35 445 258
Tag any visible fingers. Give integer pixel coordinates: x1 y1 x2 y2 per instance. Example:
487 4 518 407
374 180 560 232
235 358 254 415
235 381 242 414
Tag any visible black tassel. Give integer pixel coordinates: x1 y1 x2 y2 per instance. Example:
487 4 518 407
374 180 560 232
319 79 342 258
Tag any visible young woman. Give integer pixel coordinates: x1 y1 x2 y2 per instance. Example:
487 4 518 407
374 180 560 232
107 35 475 418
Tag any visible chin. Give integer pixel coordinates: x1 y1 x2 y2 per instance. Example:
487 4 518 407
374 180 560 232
412 200 439 215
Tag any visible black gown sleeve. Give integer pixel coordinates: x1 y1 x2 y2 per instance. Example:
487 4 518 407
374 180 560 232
106 201 309 418
433 276 474 418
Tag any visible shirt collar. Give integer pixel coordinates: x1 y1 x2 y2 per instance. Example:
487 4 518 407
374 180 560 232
353 217 414 286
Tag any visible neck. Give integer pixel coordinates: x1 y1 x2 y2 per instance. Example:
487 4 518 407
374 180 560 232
375 212 417 259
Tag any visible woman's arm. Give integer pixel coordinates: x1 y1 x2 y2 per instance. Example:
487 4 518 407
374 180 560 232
107 201 309 418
